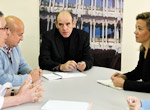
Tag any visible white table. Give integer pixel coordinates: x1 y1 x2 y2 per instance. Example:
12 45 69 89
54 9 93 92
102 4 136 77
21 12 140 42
4 66 150 110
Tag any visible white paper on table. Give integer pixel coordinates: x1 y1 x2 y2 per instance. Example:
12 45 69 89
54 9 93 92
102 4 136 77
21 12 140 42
97 79 123 90
55 71 86 79
41 100 90 110
42 70 86 80
42 73 62 80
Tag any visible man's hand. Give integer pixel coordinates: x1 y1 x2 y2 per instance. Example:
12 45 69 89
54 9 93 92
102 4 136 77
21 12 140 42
17 75 44 103
77 61 86 72
60 60 77 71
30 68 43 82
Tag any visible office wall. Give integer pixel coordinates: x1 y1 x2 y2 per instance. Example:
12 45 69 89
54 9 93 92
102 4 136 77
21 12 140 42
1 0 150 71
122 0 150 72
0 0 39 68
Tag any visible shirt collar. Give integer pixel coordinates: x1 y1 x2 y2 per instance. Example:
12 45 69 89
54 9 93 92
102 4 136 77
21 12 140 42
3 45 12 54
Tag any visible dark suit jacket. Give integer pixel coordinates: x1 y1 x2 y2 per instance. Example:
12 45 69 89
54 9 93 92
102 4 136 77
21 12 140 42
39 28 93 71
123 48 150 92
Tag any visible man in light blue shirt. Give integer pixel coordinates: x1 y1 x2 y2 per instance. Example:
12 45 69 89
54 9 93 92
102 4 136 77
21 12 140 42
0 16 42 86
0 11 44 109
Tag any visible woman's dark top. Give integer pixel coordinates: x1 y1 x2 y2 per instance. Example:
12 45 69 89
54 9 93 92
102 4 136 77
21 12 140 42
124 48 150 92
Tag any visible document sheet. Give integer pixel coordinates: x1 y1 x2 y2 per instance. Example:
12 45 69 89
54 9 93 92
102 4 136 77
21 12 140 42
97 79 123 90
43 70 86 80
41 100 90 110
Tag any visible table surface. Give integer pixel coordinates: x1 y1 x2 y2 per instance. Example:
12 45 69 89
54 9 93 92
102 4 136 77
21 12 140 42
4 66 150 110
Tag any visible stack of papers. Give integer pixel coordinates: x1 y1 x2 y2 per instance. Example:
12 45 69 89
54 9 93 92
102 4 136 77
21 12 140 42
43 70 86 80
41 100 90 110
97 79 123 90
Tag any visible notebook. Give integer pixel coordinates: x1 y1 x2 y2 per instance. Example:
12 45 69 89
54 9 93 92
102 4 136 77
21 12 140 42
97 79 123 90
41 100 90 110
43 70 86 80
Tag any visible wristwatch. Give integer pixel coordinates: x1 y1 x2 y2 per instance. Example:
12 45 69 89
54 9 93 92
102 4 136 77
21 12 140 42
11 89 15 96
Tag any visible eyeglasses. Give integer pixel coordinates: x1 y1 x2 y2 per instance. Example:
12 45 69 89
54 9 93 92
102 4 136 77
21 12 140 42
0 27 9 31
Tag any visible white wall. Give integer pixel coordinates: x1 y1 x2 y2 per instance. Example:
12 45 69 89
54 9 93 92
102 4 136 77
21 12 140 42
1 0 150 71
122 0 150 72
0 0 39 68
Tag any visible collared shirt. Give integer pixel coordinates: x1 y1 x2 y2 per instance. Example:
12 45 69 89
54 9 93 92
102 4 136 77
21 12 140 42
0 46 32 86
0 83 12 109
3 45 12 63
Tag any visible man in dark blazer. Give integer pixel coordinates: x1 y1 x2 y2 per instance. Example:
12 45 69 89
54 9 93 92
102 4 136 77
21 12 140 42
39 10 93 72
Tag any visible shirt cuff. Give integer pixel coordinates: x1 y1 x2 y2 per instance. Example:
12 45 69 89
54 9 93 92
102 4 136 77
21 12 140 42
53 64 61 71
0 96 4 109
0 83 12 96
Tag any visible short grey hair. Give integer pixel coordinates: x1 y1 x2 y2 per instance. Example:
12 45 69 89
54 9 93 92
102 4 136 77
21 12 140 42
0 11 4 17
0 11 4 27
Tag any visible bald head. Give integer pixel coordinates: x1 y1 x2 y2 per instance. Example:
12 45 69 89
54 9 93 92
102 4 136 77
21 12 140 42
56 10 74 23
5 16 24 32
55 10 75 38
5 16 24 48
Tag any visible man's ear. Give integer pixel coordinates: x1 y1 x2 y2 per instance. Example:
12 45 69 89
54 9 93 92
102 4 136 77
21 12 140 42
72 19 76 28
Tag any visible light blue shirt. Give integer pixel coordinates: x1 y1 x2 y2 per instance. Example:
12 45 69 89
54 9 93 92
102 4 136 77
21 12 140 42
141 100 150 110
0 46 32 86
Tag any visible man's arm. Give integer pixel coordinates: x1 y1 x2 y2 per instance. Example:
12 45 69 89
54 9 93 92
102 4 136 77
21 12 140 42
16 46 32 75
39 31 60 71
0 70 28 86
16 47 43 82
0 52 28 86
80 31 93 70
2 76 44 109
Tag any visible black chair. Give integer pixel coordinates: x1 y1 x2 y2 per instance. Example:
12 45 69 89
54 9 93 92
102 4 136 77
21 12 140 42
91 49 121 70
